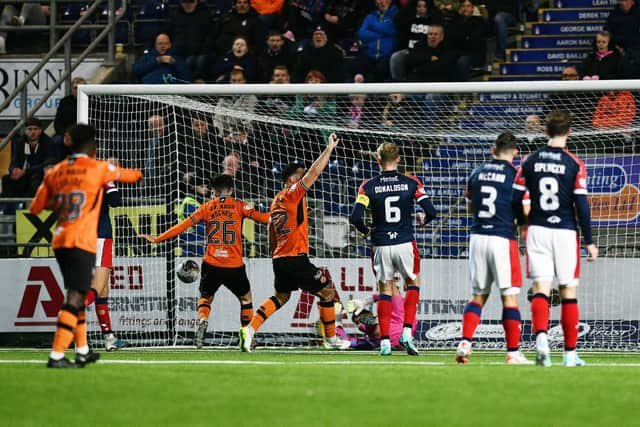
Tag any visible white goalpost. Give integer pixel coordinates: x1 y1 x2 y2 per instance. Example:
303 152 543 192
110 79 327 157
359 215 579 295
78 81 640 351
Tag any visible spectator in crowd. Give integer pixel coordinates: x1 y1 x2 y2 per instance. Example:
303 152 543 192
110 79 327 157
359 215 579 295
592 90 637 129
290 70 336 122
406 23 456 82
258 30 295 83
605 0 640 54
1 117 56 197
272 64 291 83
0 3 49 53
215 0 263 56
220 151 256 198
213 36 259 82
133 33 191 84
260 65 294 115
144 114 168 190
485 0 520 62
322 0 371 43
285 0 327 40
166 0 212 80
185 118 217 182
447 0 487 81
54 77 86 141
434 0 459 24
381 93 413 128
390 0 444 81
214 68 258 143
294 25 344 83
582 31 622 80
251 0 284 31
543 66 597 130
348 0 399 82
519 114 546 154
177 173 209 257
345 94 368 128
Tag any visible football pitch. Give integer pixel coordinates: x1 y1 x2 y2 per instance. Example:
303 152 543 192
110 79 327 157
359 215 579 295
1 349 638 427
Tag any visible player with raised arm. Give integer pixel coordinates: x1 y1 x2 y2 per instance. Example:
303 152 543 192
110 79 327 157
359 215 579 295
30 124 142 368
349 142 437 356
514 110 598 367
84 181 129 351
140 174 270 348
239 133 351 352
455 132 532 365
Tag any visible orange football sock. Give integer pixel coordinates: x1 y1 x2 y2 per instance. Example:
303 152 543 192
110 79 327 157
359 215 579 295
319 300 336 339
75 309 87 349
198 297 212 320
52 305 79 354
249 296 281 332
240 303 253 327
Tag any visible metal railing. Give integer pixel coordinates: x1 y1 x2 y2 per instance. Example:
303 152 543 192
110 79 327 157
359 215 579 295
0 0 128 151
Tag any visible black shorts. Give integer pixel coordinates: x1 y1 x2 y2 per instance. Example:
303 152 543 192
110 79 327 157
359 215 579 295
54 248 96 293
273 256 328 294
199 263 251 299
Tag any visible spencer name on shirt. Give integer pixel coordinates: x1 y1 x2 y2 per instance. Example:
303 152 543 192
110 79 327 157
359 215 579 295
534 163 566 174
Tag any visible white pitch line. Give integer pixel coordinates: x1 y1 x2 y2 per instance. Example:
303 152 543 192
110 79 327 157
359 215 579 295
1 359 640 367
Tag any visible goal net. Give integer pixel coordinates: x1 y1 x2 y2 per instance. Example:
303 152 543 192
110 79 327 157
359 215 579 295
79 81 640 351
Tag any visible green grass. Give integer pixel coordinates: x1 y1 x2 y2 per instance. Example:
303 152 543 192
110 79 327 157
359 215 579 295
1 349 638 426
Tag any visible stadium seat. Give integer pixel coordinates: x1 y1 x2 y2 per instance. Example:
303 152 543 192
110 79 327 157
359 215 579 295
98 0 130 45
62 3 93 46
134 0 169 47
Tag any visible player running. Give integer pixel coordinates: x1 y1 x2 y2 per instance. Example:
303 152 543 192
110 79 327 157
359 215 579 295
140 174 270 348
30 124 142 368
455 132 532 365
84 181 129 351
514 110 598 367
349 141 437 356
239 133 351 352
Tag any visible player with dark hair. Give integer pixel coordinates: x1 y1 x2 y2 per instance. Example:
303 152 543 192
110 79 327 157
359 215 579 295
84 180 129 351
514 110 598 367
239 134 351 351
30 124 142 368
455 132 532 365
349 141 437 356
140 173 270 348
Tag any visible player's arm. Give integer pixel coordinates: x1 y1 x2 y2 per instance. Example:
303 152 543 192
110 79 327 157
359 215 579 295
246 209 270 224
139 217 197 243
140 205 204 243
512 166 527 226
104 182 121 208
349 184 370 236
104 162 143 184
268 220 276 255
300 133 339 190
412 176 436 225
575 193 598 262
29 181 51 215
574 161 598 261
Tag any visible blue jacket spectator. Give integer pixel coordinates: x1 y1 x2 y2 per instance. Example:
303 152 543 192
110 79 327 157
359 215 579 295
358 0 398 60
133 33 191 84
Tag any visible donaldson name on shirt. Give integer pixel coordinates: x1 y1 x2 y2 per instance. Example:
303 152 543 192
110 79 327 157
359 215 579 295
374 183 410 193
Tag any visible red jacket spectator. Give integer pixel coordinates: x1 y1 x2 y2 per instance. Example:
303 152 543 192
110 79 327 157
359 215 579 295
592 91 637 129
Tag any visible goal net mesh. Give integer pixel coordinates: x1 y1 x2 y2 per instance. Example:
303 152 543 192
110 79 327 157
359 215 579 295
84 84 640 351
